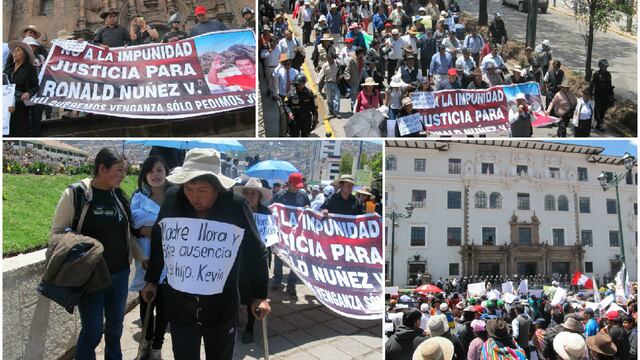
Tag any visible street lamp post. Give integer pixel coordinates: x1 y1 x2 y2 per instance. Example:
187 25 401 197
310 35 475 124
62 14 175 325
597 152 635 281
386 203 414 286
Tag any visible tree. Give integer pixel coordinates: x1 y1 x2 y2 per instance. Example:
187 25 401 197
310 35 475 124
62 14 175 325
340 153 353 175
368 152 383 175
479 0 488 26
573 0 634 80
359 152 368 170
526 0 538 48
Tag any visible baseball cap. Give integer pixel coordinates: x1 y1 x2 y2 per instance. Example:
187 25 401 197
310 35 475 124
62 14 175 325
288 173 304 189
447 68 457 76
194 6 207 15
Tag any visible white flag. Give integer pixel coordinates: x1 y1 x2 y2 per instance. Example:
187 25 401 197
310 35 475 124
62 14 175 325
502 281 514 294
551 287 567 306
592 276 601 303
518 279 528 294
615 264 627 302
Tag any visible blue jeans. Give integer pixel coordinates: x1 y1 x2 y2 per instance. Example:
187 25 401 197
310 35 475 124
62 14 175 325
388 108 401 120
325 82 340 115
76 269 130 360
273 256 298 291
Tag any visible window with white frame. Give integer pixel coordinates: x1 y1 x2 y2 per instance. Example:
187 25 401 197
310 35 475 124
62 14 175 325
549 167 560 178
482 163 494 174
410 227 426 246
489 192 502 209
482 227 496 245
414 158 426 172
558 195 569 211
449 158 462 174
411 190 426 208
517 193 530 210
606 199 617 214
579 197 591 213
386 155 397 170
544 195 556 211
609 230 619 247
475 191 487 208
552 229 565 246
581 230 593 247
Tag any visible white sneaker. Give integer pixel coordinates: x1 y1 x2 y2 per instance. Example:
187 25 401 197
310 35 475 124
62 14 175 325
150 349 162 360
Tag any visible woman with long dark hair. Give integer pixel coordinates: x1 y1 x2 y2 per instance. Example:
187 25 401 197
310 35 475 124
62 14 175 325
50 147 143 359
129 155 170 359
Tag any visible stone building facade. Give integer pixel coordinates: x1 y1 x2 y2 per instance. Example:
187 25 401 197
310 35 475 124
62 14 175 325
4 0 253 42
385 140 638 287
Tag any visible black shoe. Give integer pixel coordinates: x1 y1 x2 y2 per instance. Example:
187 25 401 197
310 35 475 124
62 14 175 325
241 331 253 343
271 282 284 290
286 287 297 298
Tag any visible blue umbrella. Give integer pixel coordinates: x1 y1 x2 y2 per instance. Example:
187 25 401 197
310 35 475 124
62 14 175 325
245 160 299 182
125 139 245 152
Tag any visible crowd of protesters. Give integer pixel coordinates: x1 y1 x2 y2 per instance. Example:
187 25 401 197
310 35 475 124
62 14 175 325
3 6 255 137
258 0 616 138
41 144 383 359
385 274 637 360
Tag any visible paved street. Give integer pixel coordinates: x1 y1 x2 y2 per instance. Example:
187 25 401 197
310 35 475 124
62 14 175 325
457 0 637 101
96 266 382 359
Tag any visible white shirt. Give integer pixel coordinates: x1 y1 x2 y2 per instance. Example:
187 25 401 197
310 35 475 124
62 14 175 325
385 37 404 60
260 46 281 67
278 37 300 60
272 65 299 96
339 46 355 65
302 7 313 22
481 54 505 72
401 34 418 54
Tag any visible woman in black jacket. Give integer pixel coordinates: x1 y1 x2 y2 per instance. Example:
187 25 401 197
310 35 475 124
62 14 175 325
142 149 270 360
4 40 39 136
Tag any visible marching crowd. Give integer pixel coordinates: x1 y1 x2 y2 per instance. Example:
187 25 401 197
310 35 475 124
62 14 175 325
3 6 256 137
41 145 382 359
385 276 637 360
258 0 616 137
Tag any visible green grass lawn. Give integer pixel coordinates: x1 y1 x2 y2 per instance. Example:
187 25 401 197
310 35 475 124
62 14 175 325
3 174 137 256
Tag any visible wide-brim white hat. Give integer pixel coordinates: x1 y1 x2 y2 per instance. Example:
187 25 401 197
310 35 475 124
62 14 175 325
166 148 235 189
233 177 273 201
553 332 586 360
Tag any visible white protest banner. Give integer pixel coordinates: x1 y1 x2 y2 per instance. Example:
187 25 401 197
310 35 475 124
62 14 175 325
487 289 501 300
502 281 514 294
503 293 518 304
386 119 396 137
50 39 88 53
585 302 599 311
159 217 244 295
528 289 543 298
3 81 14 135
518 279 528 294
608 302 627 314
411 91 436 109
598 295 614 310
254 213 279 247
396 113 423 136
270 203 384 320
551 287 567 306
386 286 399 296
467 282 486 297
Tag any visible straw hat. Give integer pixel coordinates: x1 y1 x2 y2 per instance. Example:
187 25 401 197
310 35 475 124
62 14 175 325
412 337 454 360
57 29 74 40
166 149 236 189
100 8 120 19
427 314 449 337
402 97 413 107
22 36 40 47
8 40 35 65
234 177 272 201
408 26 418 34
553 332 586 360
20 25 42 39
321 33 334 41
362 77 378 86
559 76 571 88
389 74 406 87
356 186 374 198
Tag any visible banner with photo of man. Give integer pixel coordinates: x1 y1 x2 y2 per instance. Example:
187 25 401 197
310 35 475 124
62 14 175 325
409 82 556 136
31 29 256 119
270 203 384 320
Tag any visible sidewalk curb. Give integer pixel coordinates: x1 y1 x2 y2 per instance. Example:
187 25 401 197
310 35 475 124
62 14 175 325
549 5 637 40
287 17 335 137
